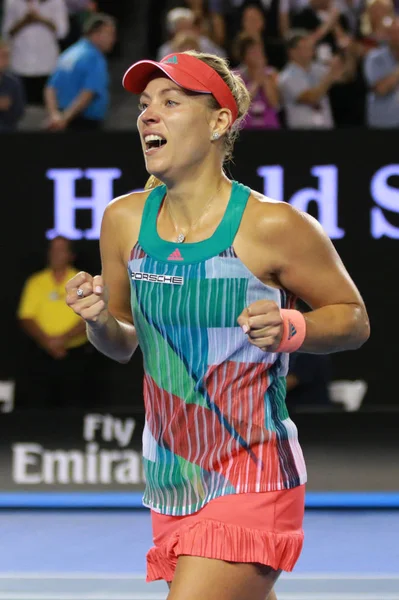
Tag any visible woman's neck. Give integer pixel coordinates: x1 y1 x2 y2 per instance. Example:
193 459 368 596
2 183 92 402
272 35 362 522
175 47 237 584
163 169 229 228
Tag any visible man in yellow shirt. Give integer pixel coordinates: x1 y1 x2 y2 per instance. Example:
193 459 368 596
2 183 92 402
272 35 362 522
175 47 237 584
17 236 90 408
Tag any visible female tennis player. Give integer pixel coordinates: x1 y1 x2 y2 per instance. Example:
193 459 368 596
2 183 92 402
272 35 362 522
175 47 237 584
66 51 370 600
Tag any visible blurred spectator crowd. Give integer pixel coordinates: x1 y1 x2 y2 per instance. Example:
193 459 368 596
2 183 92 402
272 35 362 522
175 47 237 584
1 0 399 131
0 0 122 131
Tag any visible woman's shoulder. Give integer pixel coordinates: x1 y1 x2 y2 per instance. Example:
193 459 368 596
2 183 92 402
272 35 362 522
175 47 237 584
247 188 287 215
100 189 157 252
104 189 153 224
245 187 312 238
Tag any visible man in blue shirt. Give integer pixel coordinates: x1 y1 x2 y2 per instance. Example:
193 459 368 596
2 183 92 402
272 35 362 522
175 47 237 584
44 13 116 131
364 17 399 128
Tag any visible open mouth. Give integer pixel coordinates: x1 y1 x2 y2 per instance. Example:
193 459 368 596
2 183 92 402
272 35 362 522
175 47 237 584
144 134 167 154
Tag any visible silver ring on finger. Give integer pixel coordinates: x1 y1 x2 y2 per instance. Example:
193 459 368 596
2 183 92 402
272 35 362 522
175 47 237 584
76 288 84 298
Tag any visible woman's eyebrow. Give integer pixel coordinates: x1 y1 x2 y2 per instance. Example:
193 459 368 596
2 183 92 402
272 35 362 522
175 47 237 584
140 87 184 100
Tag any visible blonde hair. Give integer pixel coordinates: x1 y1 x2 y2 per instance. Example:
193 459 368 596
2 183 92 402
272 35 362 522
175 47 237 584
144 50 251 190
145 175 163 190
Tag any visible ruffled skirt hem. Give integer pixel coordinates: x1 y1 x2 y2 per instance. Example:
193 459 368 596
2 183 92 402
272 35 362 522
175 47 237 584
146 518 304 582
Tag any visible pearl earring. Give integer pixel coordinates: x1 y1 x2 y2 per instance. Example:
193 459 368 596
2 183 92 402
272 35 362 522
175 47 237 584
212 132 220 140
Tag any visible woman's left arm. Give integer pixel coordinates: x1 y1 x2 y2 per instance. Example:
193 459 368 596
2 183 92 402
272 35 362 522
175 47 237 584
238 204 370 354
277 208 370 353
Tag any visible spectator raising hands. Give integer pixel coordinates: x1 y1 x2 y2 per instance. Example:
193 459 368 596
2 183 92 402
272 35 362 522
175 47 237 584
292 0 364 126
236 34 281 129
279 31 343 128
292 0 350 62
235 3 285 70
2 0 69 105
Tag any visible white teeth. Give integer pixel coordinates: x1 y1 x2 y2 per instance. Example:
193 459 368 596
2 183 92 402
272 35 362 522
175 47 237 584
144 134 165 143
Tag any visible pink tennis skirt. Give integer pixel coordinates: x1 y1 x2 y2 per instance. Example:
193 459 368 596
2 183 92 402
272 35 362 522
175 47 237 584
146 485 305 582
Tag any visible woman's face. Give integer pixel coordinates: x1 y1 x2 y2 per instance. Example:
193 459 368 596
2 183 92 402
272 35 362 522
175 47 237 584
137 76 217 182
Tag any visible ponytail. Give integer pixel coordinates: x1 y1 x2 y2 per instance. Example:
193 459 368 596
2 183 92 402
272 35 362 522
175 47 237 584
144 175 164 190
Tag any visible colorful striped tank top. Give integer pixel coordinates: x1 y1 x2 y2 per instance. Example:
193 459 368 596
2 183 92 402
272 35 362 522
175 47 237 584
128 181 307 516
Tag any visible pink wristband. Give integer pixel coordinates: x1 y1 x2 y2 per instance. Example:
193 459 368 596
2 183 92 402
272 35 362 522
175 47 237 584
276 309 306 353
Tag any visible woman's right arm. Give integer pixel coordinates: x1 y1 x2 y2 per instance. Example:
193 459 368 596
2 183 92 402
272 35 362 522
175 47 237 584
66 199 138 363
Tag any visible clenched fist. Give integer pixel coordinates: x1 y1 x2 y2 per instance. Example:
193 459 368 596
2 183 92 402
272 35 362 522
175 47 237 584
66 271 108 325
237 300 283 352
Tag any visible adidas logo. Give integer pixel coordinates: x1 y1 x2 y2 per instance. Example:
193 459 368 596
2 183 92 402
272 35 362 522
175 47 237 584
167 248 184 261
164 55 178 64
288 321 297 339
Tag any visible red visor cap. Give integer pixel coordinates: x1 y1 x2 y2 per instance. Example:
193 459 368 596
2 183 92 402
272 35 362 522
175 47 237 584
123 53 238 124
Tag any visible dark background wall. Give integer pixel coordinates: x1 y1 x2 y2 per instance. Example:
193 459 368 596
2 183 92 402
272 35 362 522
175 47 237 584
1 130 396 408
0 130 398 502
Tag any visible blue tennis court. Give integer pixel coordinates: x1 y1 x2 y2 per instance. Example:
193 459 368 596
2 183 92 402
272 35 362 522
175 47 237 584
1 508 398 599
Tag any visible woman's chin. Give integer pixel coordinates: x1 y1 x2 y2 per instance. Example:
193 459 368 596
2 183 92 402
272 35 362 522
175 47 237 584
145 161 169 181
